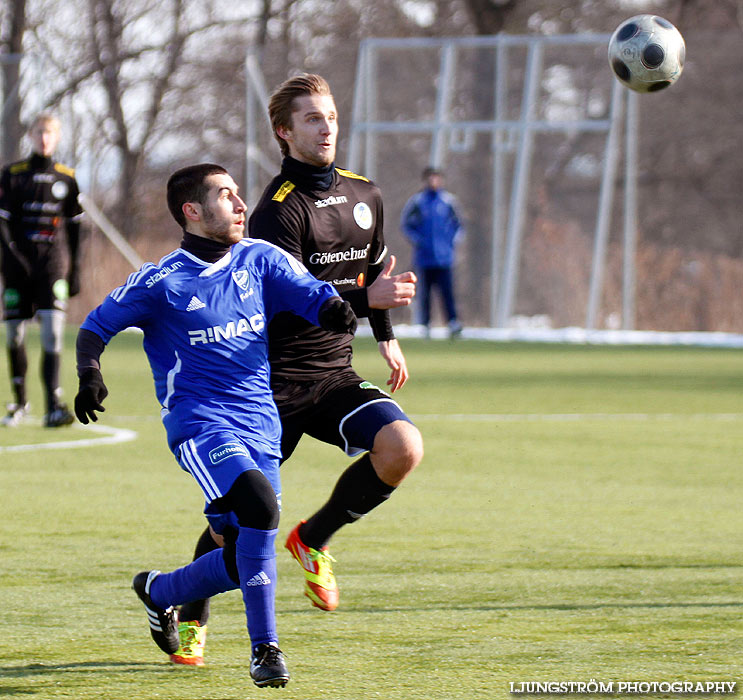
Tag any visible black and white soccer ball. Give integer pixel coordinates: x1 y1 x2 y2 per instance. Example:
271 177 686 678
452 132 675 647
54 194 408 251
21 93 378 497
608 15 686 93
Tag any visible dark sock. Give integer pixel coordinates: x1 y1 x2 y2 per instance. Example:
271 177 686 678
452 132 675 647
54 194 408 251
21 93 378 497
300 454 396 549
8 346 27 405
42 351 60 412
178 526 220 625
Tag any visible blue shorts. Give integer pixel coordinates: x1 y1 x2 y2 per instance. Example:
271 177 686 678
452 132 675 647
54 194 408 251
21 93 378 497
176 431 281 523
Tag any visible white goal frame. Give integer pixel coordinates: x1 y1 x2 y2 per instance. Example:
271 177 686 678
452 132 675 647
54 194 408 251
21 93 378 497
345 34 639 331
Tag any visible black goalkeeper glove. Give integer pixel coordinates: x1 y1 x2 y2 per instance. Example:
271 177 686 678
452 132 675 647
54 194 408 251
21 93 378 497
74 368 109 424
318 297 357 334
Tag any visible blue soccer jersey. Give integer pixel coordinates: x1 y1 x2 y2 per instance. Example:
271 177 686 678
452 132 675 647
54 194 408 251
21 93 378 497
81 238 339 457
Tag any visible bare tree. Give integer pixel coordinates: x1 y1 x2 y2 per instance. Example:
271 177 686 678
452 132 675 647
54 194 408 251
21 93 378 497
0 0 26 162
4 0 740 330
84 0 190 237
460 0 518 34
17 1 270 239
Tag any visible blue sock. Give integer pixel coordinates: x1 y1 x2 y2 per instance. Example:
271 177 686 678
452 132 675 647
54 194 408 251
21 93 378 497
149 549 238 609
236 526 278 648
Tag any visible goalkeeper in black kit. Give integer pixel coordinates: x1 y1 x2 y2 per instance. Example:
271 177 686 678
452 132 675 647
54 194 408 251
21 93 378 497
166 74 424 667
0 113 83 428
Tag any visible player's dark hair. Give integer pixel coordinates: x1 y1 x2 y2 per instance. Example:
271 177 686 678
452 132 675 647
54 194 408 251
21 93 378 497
269 73 332 157
166 163 228 229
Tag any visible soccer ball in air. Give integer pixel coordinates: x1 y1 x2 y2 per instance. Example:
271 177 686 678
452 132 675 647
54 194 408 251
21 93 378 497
608 15 685 93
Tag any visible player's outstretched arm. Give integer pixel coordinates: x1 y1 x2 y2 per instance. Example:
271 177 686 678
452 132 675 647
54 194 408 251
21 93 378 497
318 297 357 334
366 255 416 310
74 328 109 424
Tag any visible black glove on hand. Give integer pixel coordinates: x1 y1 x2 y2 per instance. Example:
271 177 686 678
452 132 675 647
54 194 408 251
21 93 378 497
318 297 357 334
74 368 109 424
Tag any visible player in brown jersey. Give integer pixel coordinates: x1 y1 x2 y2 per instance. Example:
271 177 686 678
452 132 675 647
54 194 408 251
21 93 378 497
0 113 83 427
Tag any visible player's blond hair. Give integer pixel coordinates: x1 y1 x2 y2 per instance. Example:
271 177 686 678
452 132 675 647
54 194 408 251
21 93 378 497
30 112 61 132
268 74 333 158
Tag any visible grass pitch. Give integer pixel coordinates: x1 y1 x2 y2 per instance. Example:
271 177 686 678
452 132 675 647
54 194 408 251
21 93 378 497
1 328 741 699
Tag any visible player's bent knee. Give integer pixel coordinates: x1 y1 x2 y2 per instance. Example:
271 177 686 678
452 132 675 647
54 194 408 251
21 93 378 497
220 469 280 530
372 420 424 484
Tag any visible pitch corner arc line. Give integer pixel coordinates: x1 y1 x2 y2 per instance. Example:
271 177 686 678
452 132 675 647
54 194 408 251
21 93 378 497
0 423 138 453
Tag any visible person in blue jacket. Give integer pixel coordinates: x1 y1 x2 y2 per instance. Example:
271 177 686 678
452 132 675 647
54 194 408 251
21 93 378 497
400 166 463 337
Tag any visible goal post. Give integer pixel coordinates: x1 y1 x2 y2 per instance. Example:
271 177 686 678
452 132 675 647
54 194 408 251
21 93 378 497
346 34 638 331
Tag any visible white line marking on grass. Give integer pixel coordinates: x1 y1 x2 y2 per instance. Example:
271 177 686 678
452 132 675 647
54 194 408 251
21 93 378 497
0 423 137 453
411 413 743 422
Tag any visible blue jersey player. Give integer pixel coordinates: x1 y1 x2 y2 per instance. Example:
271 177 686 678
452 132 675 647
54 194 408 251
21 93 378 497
73 163 356 689
172 75 424 669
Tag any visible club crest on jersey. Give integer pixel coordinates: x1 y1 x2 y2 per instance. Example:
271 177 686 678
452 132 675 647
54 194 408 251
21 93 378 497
353 202 373 230
51 180 69 199
232 269 249 290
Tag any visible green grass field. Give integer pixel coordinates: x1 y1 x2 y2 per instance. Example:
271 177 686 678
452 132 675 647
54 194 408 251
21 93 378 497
1 327 741 699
